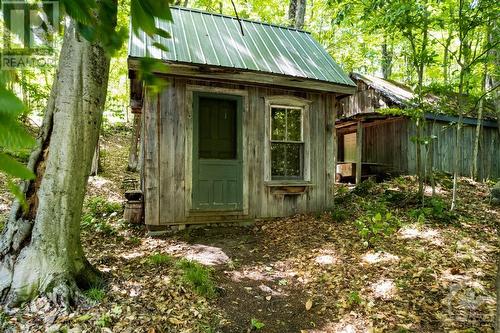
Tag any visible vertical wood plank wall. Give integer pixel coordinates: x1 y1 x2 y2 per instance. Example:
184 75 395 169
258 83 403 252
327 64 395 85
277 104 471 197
142 91 160 225
415 120 499 180
141 77 339 226
337 118 499 180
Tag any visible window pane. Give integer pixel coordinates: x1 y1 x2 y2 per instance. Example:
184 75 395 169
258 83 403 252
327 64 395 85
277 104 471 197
271 143 286 177
271 108 286 140
271 142 303 179
287 108 302 141
284 143 302 177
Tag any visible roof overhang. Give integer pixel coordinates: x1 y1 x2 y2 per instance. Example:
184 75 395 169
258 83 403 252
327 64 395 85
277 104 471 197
128 57 356 95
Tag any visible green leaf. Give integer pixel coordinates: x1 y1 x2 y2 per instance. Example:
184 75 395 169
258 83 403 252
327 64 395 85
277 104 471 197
0 153 34 180
0 86 25 117
152 42 169 52
60 0 96 25
251 318 265 330
0 114 36 150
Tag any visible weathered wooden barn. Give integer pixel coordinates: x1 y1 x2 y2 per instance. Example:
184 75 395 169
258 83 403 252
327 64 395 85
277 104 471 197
128 7 356 228
336 73 500 183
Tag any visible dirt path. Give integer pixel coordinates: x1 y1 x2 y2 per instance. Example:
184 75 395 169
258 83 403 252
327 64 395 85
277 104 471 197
180 226 326 332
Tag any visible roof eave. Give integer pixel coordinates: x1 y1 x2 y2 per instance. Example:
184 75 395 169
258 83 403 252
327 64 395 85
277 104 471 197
128 57 356 94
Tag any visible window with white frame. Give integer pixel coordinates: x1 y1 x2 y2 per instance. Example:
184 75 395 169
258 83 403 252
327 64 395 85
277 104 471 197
270 105 304 180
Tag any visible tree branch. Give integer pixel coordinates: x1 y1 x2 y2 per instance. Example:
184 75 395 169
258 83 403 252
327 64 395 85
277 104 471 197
231 0 244 36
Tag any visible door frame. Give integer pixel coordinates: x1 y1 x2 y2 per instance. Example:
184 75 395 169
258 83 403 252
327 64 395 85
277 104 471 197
185 85 249 216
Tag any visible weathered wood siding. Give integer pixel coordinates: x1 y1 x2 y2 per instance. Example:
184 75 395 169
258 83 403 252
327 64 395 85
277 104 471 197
338 80 399 119
337 118 500 180
337 118 409 173
408 120 500 180
142 77 339 226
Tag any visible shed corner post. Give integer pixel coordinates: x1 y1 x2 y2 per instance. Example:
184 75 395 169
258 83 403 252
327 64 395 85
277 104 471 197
356 120 363 185
326 95 338 208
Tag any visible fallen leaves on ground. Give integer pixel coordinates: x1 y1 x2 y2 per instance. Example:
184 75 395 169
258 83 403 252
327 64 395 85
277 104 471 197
0 130 497 333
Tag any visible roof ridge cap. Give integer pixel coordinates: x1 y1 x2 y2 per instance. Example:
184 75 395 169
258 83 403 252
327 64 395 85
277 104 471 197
169 6 311 34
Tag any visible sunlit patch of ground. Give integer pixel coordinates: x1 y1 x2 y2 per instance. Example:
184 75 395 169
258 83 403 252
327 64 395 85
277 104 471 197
369 278 397 300
399 224 444 246
361 251 399 265
308 313 372 333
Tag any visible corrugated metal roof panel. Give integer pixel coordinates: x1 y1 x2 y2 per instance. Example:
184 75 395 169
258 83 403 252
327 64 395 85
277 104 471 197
129 7 355 88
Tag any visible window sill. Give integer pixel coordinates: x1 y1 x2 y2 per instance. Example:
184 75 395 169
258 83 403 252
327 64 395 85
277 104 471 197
265 181 313 195
265 181 312 187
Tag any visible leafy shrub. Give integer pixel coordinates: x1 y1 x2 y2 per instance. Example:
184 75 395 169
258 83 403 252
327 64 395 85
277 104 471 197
81 196 122 235
352 178 377 196
361 200 388 214
81 215 117 235
333 190 353 205
328 207 350 223
176 259 216 298
148 253 173 266
409 197 456 223
355 209 401 247
383 189 419 207
85 196 122 216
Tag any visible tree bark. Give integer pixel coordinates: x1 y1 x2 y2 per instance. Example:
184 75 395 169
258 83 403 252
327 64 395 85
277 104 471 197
451 67 465 211
381 36 393 79
288 0 306 29
173 0 189 6
443 33 452 85
288 0 297 25
90 139 100 176
0 16 112 307
295 0 306 30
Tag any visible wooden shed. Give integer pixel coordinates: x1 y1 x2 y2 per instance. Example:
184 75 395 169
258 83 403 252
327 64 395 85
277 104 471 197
128 7 356 229
336 73 500 183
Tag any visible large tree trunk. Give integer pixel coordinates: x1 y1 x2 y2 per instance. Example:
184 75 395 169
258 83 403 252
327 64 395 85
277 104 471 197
0 18 112 307
288 0 306 29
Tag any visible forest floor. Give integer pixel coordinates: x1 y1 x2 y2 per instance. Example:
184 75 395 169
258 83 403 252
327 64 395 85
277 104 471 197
0 128 498 333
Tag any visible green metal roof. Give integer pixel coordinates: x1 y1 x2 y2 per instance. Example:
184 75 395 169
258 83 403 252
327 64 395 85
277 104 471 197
128 7 355 88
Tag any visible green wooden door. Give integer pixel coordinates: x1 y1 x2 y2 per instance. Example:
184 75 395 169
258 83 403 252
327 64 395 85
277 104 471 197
193 92 243 211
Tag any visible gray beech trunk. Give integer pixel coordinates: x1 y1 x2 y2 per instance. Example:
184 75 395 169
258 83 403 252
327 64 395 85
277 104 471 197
288 0 306 29
381 36 393 80
0 19 111 307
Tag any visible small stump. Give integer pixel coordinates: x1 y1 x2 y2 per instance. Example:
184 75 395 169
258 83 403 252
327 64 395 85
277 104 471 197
124 190 143 224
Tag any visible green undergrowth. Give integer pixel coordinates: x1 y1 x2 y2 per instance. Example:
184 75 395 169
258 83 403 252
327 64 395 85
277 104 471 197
329 176 462 247
144 252 218 299
85 286 107 302
81 196 123 236
176 259 217 298
147 252 173 266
